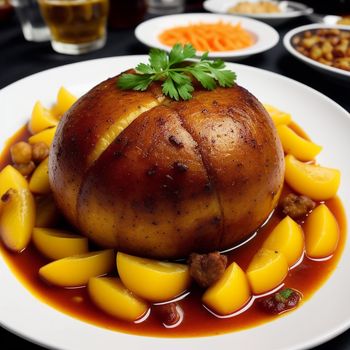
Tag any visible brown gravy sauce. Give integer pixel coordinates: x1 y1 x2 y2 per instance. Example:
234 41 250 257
0 125 347 337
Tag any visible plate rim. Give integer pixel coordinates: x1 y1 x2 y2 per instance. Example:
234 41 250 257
283 23 350 78
134 12 280 59
203 0 313 19
0 55 349 350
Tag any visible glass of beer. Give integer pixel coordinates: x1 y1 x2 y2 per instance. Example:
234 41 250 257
38 0 109 55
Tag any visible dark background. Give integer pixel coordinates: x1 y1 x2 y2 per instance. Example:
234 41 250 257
0 0 349 349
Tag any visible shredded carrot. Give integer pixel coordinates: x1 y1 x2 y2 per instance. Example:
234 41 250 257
159 21 254 52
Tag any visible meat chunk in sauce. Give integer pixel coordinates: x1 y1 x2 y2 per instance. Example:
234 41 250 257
280 193 316 219
153 302 181 326
188 251 227 288
259 288 301 314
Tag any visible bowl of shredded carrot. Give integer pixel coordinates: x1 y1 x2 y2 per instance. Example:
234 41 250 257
159 21 254 52
135 13 279 60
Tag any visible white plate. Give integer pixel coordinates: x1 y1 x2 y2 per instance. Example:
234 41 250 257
134 13 279 60
203 0 313 26
283 24 350 81
0 56 350 350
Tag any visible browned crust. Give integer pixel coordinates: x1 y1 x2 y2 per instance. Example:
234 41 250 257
50 78 284 258
49 75 163 226
170 86 284 250
77 105 222 258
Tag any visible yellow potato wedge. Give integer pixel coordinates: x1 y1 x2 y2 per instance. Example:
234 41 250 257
0 165 29 213
39 249 115 287
0 188 35 252
262 216 304 267
304 204 339 259
88 277 148 321
28 126 57 147
285 155 341 200
277 125 322 161
29 101 58 134
0 165 29 196
29 157 51 194
202 262 251 315
56 87 77 116
246 248 288 295
117 252 190 302
35 195 60 227
263 104 292 126
33 227 89 260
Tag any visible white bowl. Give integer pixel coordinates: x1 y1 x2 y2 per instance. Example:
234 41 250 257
134 13 279 60
283 24 350 81
203 0 313 26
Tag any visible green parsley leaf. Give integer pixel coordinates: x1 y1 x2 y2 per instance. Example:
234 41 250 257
212 69 237 87
169 43 196 66
162 77 178 100
135 63 155 75
178 83 194 100
168 44 183 66
117 74 153 91
200 51 209 61
166 72 194 100
210 59 225 69
189 69 216 90
168 71 191 85
117 44 237 100
182 43 197 60
279 288 294 299
149 48 168 72
275 288 294 303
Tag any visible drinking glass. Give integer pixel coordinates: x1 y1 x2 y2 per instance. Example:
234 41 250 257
10 0 50 42
38 0 109 55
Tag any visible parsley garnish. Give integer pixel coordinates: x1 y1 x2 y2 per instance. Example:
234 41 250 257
117 44 237 101
275 288 294 303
